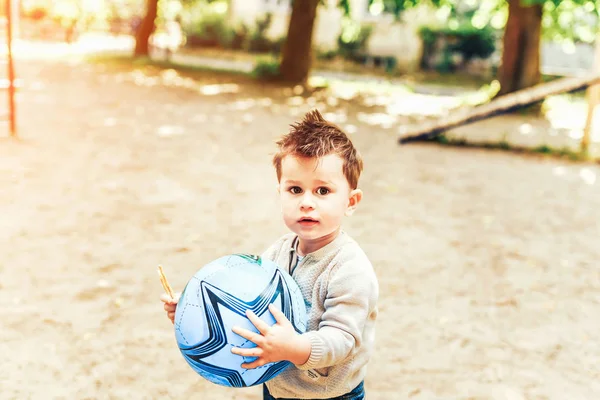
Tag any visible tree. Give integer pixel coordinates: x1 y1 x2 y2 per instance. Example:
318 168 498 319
496 0 543 96
278 0 600 93
366 0 547 96
279 0 413 84
134 0 159 57
279 0 446 84
482 0 600 96
279 0 321 83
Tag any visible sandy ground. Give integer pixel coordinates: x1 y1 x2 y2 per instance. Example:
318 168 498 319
1 57 599 400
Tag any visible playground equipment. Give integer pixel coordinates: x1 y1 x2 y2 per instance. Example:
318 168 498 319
2 0 16 137
398 72 600 148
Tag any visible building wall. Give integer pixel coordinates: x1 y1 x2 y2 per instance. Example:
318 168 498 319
230 0 436 72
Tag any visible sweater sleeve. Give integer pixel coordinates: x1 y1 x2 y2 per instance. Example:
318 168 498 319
295 259 378 370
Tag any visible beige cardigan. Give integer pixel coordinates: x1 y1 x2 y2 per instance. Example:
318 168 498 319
262 231 379 399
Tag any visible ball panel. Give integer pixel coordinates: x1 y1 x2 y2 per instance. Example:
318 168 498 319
174 254 307 388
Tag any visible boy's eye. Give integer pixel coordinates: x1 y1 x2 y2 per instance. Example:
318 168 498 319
316 187 330 195
289 186 302 194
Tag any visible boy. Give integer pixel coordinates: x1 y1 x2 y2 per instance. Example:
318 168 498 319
162 109 379 400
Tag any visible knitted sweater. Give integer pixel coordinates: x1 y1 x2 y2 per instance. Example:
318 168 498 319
262 231 379 399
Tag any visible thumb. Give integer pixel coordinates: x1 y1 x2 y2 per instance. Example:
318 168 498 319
160 293 178 304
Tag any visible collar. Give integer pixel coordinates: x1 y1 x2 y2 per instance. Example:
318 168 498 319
288 231 348 261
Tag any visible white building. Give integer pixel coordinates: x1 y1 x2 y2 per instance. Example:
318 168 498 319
229 0 438 72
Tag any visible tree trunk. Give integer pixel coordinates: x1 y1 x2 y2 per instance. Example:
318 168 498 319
279 0 320 84
497 0 543 96
134 0 159 57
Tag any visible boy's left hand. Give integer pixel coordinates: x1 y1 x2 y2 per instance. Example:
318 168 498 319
231 304 310 368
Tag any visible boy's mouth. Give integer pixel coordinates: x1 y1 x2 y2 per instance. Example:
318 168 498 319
298 217 319 226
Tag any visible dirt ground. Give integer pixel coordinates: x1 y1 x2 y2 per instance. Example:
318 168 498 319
1 57 599 400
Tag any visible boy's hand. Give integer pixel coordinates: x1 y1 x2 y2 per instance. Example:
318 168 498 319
230 304 311 368
160 292 181 324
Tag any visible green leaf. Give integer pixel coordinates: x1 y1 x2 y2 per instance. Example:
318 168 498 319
521 0 546 6
338 0 351 16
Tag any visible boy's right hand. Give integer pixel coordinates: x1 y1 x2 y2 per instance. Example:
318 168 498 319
160 292 181 324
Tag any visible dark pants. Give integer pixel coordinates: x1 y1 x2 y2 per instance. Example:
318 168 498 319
263 381 365 400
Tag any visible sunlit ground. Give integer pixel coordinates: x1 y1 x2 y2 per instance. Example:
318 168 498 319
1 52 599 399
0 33 134 60
1 32 599 157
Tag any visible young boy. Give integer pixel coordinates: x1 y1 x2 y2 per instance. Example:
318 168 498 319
161 109 379 400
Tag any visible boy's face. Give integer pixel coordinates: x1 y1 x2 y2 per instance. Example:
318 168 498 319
278 154 362 250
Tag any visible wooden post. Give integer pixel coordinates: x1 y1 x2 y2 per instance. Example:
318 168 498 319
5 0 16 137
582 36 600 154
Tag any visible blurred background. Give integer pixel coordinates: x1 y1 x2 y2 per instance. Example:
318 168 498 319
1 1 599 399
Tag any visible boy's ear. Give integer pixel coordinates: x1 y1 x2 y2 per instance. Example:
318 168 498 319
345 189 363 216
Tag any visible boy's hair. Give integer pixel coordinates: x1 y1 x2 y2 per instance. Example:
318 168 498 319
273 109 363 189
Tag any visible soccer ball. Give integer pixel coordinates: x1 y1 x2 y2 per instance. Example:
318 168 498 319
174 254 307 388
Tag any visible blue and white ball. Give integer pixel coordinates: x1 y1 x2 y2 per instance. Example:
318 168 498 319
174 254 307 388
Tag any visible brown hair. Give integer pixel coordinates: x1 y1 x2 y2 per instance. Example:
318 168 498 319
273 109 363 189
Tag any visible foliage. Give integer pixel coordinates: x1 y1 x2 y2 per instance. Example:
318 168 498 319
337 0 351 16
22 7 48 21
247 13 273 52
178 3 281 53
542 0 599 44
440 0 600 45
420 24 497 64
340 0 600 46
180 1 231 47
156 0 183 30
228 23 250 50
247 13 284 54
445 0 600 45
337 19 373 61
252 57 281 80
316 48 339 61
19 0 146 32
355 0 444 19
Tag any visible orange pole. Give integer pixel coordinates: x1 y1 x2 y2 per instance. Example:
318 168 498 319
6 0 16 137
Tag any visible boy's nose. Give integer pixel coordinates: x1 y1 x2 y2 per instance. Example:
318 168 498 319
299 194 315 210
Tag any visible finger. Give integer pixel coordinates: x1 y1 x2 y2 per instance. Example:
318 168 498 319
241 358 267 370
231 346 263 357
268 304 290 325
160 293 176 304
168 311 175 322
246 309 270 335
231 326 265 345
164 303 176 312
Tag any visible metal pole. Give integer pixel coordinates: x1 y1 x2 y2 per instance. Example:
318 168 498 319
6 0 16 137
